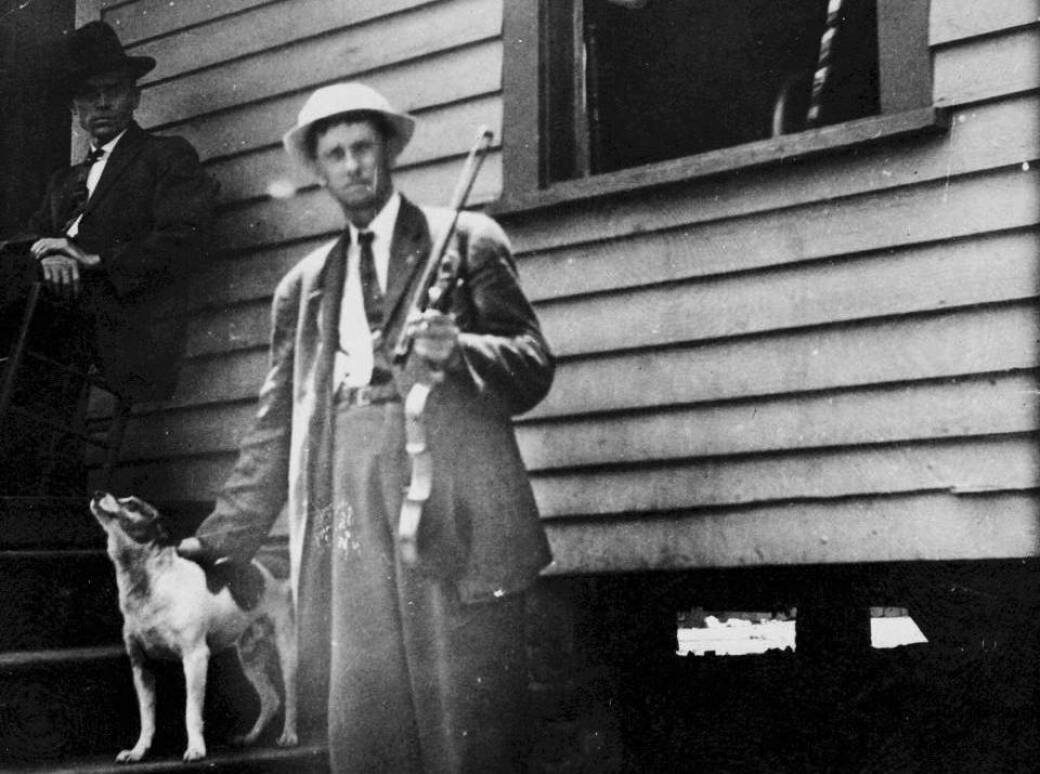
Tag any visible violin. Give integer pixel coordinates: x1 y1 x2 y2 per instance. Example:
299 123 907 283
393 127 494 567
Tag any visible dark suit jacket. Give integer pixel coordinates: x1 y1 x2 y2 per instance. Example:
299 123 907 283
4 121 218 401
195 196 554 604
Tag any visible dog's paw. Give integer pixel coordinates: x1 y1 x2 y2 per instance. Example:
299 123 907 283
276 730 299 748
183 744 207 762
115 746 147 763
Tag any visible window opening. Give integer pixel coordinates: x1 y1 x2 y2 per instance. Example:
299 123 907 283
545 0 880 182
676 607 927 656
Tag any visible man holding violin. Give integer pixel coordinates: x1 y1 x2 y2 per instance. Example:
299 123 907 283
178 82 554 772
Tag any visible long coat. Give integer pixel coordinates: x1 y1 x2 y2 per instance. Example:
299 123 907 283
196 195 554 605
2 121 217 401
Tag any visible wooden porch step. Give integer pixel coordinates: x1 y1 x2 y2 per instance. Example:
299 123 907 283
3 742 328 774
0 645 288 765
0 549 121 652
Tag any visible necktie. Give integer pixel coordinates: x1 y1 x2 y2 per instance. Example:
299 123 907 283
357 230 395 385
357 231 382 330
61 146 106 233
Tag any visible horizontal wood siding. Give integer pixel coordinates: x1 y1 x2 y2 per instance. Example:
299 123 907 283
498 6 1040 570
86 0 1040 572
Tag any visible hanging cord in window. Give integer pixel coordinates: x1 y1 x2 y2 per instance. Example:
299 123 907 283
806 0 846 127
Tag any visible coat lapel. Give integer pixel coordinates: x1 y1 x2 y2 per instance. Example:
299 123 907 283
82 122 148 216
315 231 349 365
384 197 432 330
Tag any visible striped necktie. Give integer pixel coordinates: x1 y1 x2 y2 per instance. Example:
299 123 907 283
61 146 106 233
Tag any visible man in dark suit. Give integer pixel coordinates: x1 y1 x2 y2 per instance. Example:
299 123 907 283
0 21 217 493
178 82 554 772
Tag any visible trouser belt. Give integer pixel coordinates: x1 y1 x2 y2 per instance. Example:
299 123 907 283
334 381 400 407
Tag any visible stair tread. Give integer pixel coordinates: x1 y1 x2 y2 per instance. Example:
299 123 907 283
4 743 328 774
0 643 124 668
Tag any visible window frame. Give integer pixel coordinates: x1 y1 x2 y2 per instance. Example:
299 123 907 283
496 0 947 214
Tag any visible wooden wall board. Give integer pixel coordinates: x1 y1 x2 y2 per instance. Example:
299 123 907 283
135 0 500 128
933 26 1040 106
516 373 1038 471
108 453 237 502
532 303 1040 421
113 370 1039 467
181 219 1040 391
514 93 1040 293
506 93 1040 258
104 0 272 45
134 0 439 83
167 351 266 409
185 304 270 360
535 230 1040 357
527 173 1039 335
541 492 1040 572
173 299 1039 427
189 240 329 309
930 0 1040 46
175 228 1039 411
532 436 1039 517
118 402 259 463
150 40 502 154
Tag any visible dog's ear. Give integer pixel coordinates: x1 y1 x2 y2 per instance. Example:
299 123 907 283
119 496 170 545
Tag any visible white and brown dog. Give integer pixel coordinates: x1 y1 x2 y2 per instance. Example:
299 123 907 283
90 492 297 762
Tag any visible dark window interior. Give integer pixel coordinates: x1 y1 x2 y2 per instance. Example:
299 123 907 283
547 0 880 181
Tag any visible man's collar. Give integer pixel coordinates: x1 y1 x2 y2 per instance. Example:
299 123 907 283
347 191 401 243
92 128 129 156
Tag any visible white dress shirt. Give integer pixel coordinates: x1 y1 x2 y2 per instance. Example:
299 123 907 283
66 129 127 238
334 191 402 389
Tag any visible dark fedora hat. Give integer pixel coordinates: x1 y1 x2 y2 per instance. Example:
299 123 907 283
65 21 156 90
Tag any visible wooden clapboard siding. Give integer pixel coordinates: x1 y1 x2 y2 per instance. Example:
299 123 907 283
187 242 325 312
121 298 1038 464
537 225 1040 359
170 350 264 408
518 373 1037 471
133 0 500 129
74 0 1040 571
155 40 503 158
533 436 1040 518
543 493 1040 573
114 296 1039 465
108 453 240 503
103 0 272 45
518 92 1040 296
538 302 1039 420
174 245 1039 415
501 3 1040 568
930 0 1040 46
933 24 1040 106
132 0 440 84
507 109 1040 260
185 304 269 360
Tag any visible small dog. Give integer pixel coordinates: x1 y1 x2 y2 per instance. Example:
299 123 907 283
90 492 297 762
